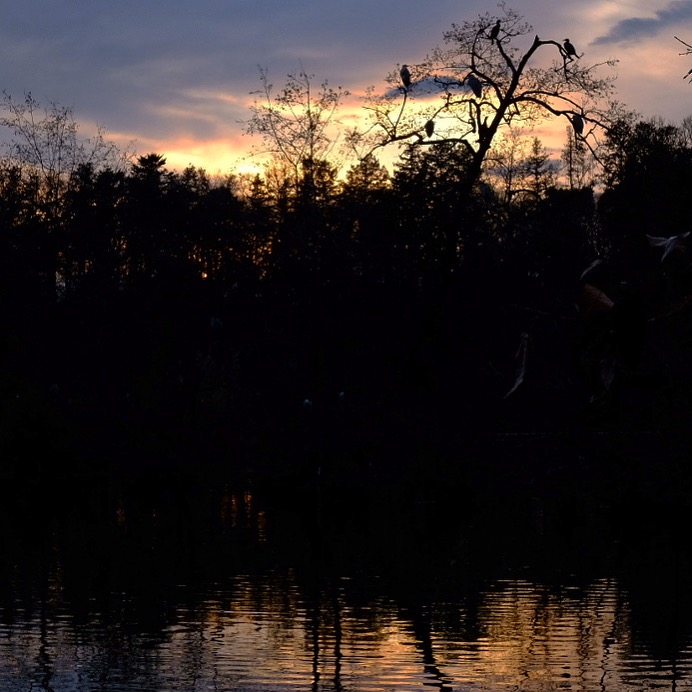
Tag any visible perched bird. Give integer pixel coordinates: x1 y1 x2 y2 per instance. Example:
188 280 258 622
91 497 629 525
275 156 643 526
571 113 584 136
647 231 690 262
489 19 501 41
465 73 483 98
400 64 412 89
576 276 617 403
424 119 435 138
563 38 579 60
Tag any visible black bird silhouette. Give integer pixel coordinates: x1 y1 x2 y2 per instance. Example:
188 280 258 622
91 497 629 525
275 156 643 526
424 119 435 138
571 113 584 136
465 74 483 98
563 38 579 60
400 64 412 89
489 20 501 41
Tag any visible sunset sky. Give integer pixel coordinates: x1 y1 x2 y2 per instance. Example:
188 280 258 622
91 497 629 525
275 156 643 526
2 0 692 174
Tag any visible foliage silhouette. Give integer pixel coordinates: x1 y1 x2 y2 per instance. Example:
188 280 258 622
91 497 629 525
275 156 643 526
0 39 692 485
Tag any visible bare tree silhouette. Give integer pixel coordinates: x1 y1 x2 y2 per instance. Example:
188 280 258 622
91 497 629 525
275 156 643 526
350 6 619 269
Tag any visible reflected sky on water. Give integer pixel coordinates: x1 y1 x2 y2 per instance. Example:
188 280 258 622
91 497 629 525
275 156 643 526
0 461 691 691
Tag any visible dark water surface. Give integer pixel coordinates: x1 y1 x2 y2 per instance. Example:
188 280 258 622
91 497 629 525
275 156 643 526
1 446 692 691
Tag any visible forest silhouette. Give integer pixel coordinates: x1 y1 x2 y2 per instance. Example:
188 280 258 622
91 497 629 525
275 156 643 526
2 12 692 499
5 13 692 692
1 116 691 485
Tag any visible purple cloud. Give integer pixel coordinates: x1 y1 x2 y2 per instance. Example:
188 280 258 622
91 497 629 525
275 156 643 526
592 1 692 45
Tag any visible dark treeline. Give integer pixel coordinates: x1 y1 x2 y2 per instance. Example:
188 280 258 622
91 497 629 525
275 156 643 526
2 114 692 487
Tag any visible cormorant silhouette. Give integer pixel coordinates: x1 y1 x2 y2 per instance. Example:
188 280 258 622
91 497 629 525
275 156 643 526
400 65 412 89
571 113 584 136
563 39 579 60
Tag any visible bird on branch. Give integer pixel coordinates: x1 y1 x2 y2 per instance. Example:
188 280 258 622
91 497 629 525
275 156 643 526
465 73 483 98
563 38 580 61
571 113 584 136
400 64 412 90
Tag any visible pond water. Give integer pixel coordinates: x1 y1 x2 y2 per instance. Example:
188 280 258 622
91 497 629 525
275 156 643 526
1 453 691 692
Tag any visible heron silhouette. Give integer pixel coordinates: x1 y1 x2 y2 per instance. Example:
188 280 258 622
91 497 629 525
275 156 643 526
576 262 646 410
465 74 482 98
647 231 690 262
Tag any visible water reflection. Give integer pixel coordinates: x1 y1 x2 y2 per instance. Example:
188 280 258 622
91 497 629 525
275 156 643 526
0 472 691 691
